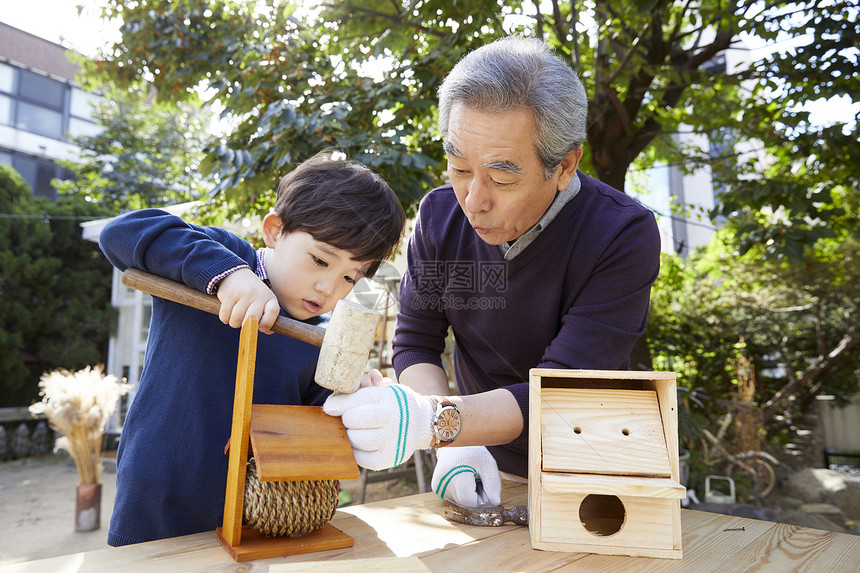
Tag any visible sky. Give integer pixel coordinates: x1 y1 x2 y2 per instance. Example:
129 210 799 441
1 0 855 127
0 0 119 57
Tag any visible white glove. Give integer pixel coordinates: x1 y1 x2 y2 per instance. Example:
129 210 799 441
431 446 501 508
323 384 434 471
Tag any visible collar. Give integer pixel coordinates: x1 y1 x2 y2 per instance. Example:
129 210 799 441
256 248 271 287
499 172 581 260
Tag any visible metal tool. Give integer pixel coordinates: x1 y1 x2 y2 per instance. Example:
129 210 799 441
443 500 528 527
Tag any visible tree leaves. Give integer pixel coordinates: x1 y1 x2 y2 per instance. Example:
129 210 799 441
0 167 114 406
81 0 857 257
55 84 212 213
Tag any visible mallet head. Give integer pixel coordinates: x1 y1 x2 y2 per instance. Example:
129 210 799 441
314 299 380 394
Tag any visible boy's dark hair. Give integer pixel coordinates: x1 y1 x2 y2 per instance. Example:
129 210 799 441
274 151 406 278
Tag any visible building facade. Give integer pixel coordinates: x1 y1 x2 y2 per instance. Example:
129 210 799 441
0 22 101 198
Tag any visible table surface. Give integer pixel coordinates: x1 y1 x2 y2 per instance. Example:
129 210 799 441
5 481 859 572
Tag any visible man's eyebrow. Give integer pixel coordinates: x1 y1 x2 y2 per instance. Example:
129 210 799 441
444 141 523 174
442 141 463 158
486 160 523 174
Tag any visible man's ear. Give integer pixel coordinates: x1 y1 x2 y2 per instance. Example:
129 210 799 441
261 213 284 248
556 146 583 191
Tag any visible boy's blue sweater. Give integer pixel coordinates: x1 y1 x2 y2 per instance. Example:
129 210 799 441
99 209 330 546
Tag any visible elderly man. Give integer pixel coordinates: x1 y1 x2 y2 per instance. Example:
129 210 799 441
325 36 661 508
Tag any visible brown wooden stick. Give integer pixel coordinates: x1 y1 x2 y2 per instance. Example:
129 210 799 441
121 268 325 347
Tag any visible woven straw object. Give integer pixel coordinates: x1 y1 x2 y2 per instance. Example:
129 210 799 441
243 458 340 537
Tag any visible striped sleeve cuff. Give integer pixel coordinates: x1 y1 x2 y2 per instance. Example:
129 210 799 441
206 264 251 294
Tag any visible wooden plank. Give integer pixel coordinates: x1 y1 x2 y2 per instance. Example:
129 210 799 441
270 556 430 572
420 527 586 572
531 368 677 382
528 369 544 547
716 521 860 572
249 405 359 481
220 316 259 548
540 388 672 477
542 472 686 499
339 493 480 557
7 487 860 572
216 523 353 562
645 374 679 481
646 374 683 550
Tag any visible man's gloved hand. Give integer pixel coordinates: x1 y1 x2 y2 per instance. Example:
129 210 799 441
431 446 501 508
323 384 434 471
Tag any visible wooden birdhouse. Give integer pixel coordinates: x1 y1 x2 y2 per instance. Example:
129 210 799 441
216 317 360 562
528 369 684 559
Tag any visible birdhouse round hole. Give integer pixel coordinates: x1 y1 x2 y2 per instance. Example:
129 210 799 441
579 494 626 536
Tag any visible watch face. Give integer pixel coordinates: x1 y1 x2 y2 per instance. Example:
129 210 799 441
436 407 460 440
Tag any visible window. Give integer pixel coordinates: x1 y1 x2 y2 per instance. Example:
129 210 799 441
0 93 11 125
17 101 63 138
19 70 64 110
0 62 13 93
11 154 59 199
68 116 103 138
0 61 103 199
68 87 102 138
69 87 99 119
0 63 14 127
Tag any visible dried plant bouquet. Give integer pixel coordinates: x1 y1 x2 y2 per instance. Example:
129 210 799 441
29 366 129 484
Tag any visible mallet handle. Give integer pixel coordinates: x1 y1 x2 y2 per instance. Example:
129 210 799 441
121 268 325 347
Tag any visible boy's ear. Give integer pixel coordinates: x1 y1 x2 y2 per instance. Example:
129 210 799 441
262 213 283 248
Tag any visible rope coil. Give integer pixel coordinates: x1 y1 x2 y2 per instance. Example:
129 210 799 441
243 457 340 537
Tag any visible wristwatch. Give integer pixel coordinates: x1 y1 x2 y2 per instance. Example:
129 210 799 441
431 398 461 448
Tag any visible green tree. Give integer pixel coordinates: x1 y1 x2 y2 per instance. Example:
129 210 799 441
713 120 860 263
79 0 858 383
55 84 213 213
648 222 860 446
0 166 115 407
83 0 858 257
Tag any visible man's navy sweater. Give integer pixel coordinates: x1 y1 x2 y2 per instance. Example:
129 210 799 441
99 209 330 546
392 173 661 477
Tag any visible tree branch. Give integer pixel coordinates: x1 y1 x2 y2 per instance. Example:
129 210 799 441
532 0 546 37
667 0 695 47
323 2 446 39
568 0 581 68
762 319 860 417
606 20 652 86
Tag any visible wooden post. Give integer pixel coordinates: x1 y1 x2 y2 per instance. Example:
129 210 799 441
220 316 258 547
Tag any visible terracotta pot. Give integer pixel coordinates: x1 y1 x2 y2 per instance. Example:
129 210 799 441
75 482 102 532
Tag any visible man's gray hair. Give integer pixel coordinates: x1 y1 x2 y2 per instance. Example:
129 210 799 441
438 36 588 179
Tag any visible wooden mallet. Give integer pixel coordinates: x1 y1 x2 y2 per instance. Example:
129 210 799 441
120 267 380 394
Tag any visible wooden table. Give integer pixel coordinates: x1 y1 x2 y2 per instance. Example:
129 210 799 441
5 482 859 572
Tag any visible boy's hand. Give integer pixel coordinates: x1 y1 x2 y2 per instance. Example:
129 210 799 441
216 268 281 334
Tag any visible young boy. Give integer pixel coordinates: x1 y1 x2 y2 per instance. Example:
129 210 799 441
99 151 405 546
